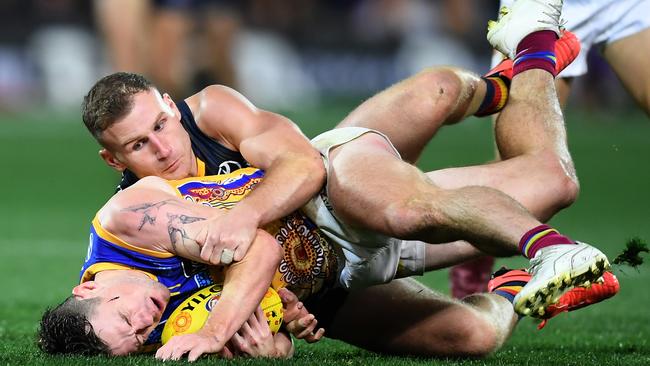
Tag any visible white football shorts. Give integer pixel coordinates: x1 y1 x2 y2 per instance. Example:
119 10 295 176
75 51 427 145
302 127 426 290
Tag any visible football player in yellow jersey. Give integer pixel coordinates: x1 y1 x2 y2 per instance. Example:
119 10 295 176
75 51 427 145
39 168 332 359
55 0 618 360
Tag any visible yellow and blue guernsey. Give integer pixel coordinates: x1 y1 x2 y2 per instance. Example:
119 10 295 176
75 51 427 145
81 167 339 348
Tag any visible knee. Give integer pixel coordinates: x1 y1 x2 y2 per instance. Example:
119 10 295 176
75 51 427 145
533 149 580 211
442 313 500 358
382 193 444 239
412 67 475 121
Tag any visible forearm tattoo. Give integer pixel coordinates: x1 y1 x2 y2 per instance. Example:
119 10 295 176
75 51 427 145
122 199 179 230
167 213 206 252
122 199 206 253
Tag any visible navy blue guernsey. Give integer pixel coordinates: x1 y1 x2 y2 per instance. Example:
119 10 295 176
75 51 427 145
116 100 250 191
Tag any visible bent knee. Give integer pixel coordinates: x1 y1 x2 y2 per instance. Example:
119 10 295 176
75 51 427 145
382 195 444 239
412 67 472 119
534 150 580 209
443 313 500 358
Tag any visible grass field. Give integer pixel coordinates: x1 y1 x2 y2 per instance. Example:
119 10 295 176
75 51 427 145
0 105 649 365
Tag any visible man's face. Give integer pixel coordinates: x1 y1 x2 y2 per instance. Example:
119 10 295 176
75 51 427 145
99 89 197 180
77 277 170 355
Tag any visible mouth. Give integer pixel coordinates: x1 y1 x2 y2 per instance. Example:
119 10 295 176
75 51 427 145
163 158 180 173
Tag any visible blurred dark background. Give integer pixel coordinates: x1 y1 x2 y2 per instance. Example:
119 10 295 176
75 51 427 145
0 0 632 113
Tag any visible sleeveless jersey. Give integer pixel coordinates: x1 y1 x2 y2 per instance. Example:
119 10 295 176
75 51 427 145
116 100 249 191
81 167 339 347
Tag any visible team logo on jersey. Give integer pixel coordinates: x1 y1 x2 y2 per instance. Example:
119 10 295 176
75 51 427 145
267 212 338 299
217 161 243 175
175 170 264 209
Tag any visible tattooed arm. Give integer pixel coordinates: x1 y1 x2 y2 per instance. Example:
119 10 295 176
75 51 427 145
98 176 282 358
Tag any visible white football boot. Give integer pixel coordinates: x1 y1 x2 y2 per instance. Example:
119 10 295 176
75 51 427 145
487 0 564 58
514 241 611 317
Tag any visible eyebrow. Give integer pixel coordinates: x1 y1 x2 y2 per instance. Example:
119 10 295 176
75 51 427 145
121 112 166 148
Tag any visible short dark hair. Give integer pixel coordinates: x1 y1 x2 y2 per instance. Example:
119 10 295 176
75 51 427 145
81 72 154 142
37 295 110 356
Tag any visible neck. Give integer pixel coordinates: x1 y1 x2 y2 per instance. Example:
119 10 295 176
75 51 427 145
94 269 151 283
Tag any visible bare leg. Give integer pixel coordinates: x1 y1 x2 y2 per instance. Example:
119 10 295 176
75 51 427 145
94 0 151 73
555 77 573 109
603 28 650 117
149 8 192 98
421 241 484 272
327 278 517 357
327 132 540 256
337 67 486 163
429 69 579 221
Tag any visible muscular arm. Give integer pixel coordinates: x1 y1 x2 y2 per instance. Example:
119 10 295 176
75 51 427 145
186 86 326 261
99 177 282 357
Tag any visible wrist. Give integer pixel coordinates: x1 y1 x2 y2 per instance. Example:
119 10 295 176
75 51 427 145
229 203 263 226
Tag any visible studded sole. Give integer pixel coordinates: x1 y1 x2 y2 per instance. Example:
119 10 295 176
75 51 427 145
514 256 610 318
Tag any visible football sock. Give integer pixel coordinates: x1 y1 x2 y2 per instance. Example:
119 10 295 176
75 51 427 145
490 268 530 305
513 30 558 77
475 76 510 117
519 224 574 259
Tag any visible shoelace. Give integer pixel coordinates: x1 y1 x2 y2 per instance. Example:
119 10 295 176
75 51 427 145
539 0 564 27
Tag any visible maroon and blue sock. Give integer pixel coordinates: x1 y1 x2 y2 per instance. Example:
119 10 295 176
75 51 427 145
519 224 575 259
513 30 558 77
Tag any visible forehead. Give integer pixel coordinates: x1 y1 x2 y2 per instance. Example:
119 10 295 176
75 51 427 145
100 90 172 146
121 89 169 124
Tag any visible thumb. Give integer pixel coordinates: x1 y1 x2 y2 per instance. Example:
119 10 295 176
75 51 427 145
278 287 298 306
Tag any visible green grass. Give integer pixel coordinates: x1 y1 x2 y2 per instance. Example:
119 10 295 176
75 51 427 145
1 106 649 365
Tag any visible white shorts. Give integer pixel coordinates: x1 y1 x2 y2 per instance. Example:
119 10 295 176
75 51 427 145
493 0 650 77
301 127 426 290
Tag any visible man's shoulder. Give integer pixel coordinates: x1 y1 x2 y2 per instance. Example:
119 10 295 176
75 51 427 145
184 84 256 147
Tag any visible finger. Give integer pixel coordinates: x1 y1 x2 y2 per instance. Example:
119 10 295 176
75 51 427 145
232 333 251 355
242 317 255 333
296 318 318 339
220 345 235 359
200 240 214 263
187 344 207 362
254 307 273 335
209 244 224 266
171 345 189 361
233 242 247 262
287 301 306 322
155 344 168 360
156 340 179 361
305 327 325 343
284 315 310 335
277 287 298 306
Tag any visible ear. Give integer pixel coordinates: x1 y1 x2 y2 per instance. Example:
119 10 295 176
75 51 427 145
162 93 180 118
72 281 100 299
99 149 126 172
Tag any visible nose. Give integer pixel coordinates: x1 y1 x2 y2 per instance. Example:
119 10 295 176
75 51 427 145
150 135 172 160
132 310 155 335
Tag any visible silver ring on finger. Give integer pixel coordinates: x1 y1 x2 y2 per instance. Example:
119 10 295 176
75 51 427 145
220 248 235 264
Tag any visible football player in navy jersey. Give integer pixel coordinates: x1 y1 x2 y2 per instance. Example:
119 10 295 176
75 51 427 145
83 72 326 268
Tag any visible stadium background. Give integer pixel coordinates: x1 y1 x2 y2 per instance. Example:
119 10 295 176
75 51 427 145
0 1 648 365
